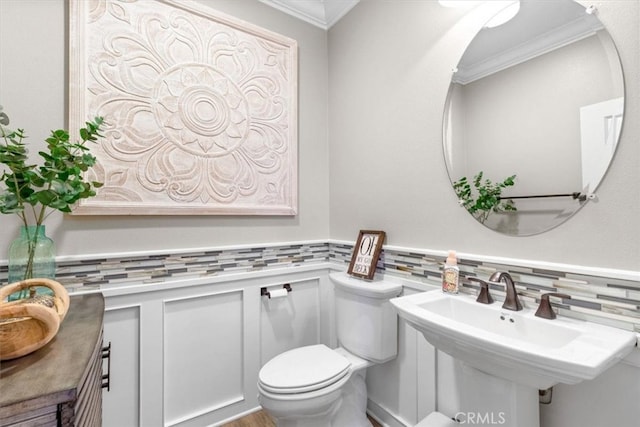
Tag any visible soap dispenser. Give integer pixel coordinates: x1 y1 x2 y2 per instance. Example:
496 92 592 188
442 250 459 294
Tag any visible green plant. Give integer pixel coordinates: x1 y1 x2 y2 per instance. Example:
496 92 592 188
0 106 104 281
453 171 517 224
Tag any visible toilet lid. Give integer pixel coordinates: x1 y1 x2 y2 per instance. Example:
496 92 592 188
259 344 351 394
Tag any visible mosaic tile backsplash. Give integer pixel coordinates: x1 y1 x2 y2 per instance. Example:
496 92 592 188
1 241 638 334
0 242 330 293
331 243 640 334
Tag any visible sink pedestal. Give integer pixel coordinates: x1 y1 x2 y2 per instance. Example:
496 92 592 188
445 358 539 427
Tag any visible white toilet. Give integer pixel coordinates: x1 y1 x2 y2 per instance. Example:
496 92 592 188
257 271 402 427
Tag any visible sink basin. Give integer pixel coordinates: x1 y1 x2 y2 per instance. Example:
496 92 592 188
391 290 637 389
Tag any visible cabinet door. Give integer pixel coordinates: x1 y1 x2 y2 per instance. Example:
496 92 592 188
102 305 141 427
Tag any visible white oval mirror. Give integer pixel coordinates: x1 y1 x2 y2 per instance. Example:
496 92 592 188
443 0 625 236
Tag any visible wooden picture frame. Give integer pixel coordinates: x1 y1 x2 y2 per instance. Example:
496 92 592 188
347 230 386 280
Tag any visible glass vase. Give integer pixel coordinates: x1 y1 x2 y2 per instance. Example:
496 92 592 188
7 225 56 299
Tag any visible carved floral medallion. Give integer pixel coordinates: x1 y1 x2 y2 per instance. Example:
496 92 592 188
69 0 298 214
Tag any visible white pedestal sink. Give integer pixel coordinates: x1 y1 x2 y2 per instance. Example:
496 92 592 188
391 290 637 427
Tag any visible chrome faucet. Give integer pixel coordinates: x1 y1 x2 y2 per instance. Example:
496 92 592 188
489 271 523 311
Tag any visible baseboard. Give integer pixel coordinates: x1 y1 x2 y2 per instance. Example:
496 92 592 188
367 399 412 427
213 406 263 426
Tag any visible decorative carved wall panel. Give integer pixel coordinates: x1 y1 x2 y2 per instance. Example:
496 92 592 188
69 0 298 215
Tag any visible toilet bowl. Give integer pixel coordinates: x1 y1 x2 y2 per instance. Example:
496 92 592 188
258 344 372 427
257 272 402 427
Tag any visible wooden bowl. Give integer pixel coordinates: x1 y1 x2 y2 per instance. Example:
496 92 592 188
0 278 70 361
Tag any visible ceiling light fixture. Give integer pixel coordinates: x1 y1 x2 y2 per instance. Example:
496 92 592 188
438 0 478 8
438 0 521 28
484 1 520 28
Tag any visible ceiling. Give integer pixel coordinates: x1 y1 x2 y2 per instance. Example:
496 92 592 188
257 0 360 29
454 0 603 84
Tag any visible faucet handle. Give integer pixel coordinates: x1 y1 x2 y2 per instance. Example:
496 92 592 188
535 292 571 319
468 277 494 304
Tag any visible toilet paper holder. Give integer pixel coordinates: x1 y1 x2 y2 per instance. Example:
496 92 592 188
261 284 292 298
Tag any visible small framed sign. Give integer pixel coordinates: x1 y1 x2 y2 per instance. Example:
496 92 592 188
347 230 386 280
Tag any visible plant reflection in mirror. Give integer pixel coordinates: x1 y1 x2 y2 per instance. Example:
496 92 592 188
453 172 516 224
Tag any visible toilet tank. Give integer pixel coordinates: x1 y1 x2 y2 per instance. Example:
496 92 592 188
330 272 403 363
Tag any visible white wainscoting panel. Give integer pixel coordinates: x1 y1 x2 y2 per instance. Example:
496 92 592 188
103 305 141 427
97 267 331 426
163 289 244 426
366 286 436 426
260 279 321 367
540 359 640 427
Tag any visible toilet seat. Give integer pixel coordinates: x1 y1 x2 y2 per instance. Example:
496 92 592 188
259 344 351 394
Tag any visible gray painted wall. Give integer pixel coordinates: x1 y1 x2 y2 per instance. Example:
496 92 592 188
0 0 330 257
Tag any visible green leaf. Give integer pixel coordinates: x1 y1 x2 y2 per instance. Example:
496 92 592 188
1 114 105 221
453 171 518 222
52 129 68 140
33 190 58 205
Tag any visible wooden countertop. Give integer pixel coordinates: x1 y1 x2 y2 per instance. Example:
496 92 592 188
0 293 104 417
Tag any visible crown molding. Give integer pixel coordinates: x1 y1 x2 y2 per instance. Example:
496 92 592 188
257 0 359 30
453 15 604 85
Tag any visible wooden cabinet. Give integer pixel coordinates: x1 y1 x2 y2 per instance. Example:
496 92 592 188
0 293 105 427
